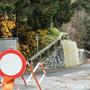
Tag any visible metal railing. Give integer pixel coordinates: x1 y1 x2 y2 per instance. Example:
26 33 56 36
28 32 68 65
84 50 90 58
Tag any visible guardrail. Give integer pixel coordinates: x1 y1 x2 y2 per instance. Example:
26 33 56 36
84 50 90 58
28 32 68 65
78 49 90 64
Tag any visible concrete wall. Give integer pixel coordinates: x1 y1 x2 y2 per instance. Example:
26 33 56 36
61 40 80 67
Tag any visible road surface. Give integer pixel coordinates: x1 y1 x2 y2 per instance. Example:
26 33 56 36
0 63 90 90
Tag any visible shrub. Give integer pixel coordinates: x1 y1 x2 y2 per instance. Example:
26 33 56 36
0 15 16 38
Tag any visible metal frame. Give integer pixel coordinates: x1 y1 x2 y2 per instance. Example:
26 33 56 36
0 38 18 51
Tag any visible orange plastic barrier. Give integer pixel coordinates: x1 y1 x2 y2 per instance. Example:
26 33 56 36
2 76 14 90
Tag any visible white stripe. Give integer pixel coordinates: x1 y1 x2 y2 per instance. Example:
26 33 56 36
39 74 45 84
26 62 40 84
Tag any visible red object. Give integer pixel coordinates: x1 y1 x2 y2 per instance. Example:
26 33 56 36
27 63 42 90
0 49 26 78
40 63 46 75
21 76 27 85
2 76 14 90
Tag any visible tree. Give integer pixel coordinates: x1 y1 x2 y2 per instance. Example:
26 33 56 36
74 0 90 50
27 0 59 31
53 0 72 29
62 0 90 50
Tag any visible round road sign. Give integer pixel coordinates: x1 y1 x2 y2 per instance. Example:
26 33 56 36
0 49 26 78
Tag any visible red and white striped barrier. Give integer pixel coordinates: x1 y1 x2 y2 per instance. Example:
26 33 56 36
0 62 46 90
26 62 46 90
26 62 46 84
19 62 46 90
0 49 46 90
39 63 46 84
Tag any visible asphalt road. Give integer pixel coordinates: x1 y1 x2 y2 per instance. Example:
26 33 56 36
1 63 90 90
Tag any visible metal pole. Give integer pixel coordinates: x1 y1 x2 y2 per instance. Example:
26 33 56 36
36 33 39 53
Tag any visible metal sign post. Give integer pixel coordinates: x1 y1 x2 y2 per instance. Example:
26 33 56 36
36 33 39 53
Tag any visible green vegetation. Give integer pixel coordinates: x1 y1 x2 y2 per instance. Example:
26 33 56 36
41 26 61 46
0 0 90 58
72 0 90 50
61 0 90 50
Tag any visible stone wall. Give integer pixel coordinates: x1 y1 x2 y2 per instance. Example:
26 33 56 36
44 46 64 70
